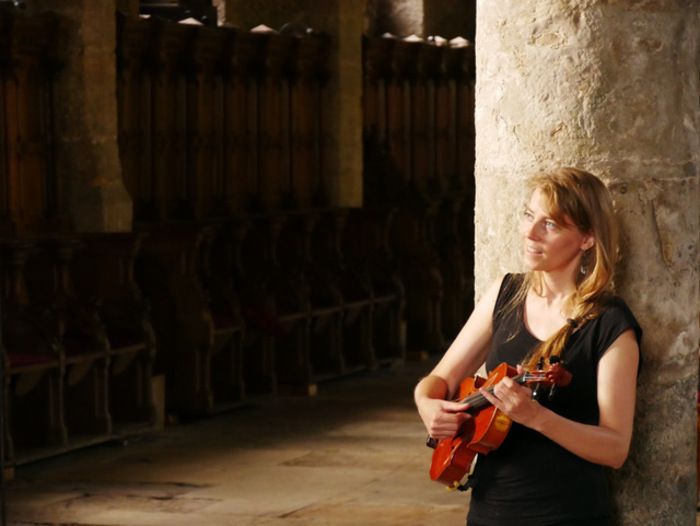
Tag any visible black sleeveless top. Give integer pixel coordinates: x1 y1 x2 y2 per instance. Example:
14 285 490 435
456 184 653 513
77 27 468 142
467 274 642 526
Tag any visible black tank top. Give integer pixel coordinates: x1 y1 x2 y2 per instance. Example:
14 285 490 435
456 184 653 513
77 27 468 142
467 274 642 526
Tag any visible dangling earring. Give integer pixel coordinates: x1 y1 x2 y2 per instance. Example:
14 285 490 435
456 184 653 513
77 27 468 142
580 249 589 275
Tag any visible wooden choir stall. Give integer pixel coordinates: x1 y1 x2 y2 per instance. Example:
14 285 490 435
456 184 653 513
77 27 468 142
0 5 474 466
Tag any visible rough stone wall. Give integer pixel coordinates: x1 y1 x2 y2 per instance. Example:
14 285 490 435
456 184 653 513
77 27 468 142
224 0 364 207
475 1 699 524
26 0 132 232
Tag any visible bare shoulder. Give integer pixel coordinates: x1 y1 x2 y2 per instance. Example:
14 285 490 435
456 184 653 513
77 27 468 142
476 274 508 311
599 329 640 369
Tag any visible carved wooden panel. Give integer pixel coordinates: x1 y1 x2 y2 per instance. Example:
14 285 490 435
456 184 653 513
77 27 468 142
0 239 66 460
70 232 157 426
223 31 263 213
185 26 226 218
456 44 475 191
363 36 395 200
136 225 214 413
256 32 295 211
291 33 329 208
435 46 456 187
145 20 194 220
117 13 150 220
0 10 59 236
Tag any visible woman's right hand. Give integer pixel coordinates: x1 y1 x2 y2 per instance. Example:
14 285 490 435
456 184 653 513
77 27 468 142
416 397 471 440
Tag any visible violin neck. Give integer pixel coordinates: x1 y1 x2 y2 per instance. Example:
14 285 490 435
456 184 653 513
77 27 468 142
459 373 529 411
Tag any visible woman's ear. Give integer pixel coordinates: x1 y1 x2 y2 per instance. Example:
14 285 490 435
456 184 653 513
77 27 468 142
581 235 595 251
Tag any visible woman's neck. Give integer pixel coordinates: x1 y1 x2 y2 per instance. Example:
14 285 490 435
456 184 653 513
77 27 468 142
534 269 578 306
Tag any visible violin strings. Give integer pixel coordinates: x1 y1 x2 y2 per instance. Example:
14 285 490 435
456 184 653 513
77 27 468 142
457 373 547 408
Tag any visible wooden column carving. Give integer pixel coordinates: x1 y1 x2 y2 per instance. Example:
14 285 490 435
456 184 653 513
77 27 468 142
455 41 475 193
439 43 463 190
256 30 296 211
363 36 391 144
185 26 226 219
453 41 475 265
363 36 395 204
224 30 265 214
413 39 440 195
145 20 194 220
117 14 150 221
388 38 420 189
0 10 59 236
291 33 328 209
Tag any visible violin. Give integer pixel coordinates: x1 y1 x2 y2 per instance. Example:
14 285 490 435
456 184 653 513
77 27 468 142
427 359 572 490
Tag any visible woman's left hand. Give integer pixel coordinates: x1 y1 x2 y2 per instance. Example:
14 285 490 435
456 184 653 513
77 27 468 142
479 375 542 427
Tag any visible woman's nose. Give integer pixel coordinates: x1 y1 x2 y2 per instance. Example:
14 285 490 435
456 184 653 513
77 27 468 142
523 221 540 240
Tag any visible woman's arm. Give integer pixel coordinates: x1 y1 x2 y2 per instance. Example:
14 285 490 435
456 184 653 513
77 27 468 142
414 276 503 439
480 328 639 468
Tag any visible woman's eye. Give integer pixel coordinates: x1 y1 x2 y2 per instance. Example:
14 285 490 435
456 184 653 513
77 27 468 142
545 220 558 230
522 210 534 220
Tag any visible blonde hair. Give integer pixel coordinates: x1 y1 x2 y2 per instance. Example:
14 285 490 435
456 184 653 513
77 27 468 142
510 167 619 369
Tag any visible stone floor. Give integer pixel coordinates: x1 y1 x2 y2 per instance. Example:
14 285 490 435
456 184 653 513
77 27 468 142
6 359 469 526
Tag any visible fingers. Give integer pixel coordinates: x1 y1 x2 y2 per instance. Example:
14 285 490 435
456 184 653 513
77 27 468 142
481 378 528 408
427 419 467 439
479 377 539 426
493 378 523 402
441 400 471 413
478 386 499 408
425 401 472 439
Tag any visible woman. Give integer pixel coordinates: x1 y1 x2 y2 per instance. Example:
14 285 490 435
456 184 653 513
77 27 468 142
414 168 641 526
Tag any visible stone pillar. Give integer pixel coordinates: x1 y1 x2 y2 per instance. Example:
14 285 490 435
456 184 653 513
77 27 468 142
223 0 364 207
366 0 423 37
367 0 474 40
475 1 699 524
26 0 132 232
209 0 221 25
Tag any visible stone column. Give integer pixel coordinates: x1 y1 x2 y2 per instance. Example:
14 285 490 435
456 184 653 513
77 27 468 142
366 0 423 37
475 1 699 524
366 0 474 41
212 0 226 25
223 0 364 207
26 0 132 232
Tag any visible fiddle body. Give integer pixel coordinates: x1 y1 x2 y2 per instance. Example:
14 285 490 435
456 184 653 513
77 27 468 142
428 361 571 489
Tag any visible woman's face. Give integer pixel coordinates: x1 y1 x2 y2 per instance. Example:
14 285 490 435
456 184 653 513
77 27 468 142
519 189 594 275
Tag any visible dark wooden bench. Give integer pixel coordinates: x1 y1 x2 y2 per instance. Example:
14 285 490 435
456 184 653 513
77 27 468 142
435 197 472 341
135 225 212 415
236 214 314 394
344 208 406 364
24 237 112 443
391 197 446 357
70 232 157 430
277 211 347 381
208 218 276 397
196 224 245 408
311 208 376 372
1 240 66 463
